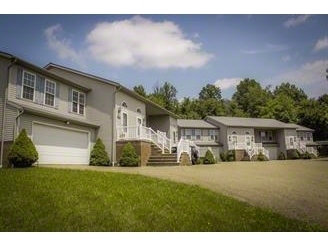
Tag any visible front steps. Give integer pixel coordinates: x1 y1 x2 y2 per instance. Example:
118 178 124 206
147 144 179 166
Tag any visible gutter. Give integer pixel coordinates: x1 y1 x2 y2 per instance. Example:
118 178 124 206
0 57 17 167
111 85 122 166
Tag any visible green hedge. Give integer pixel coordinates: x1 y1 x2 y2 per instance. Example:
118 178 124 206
203 150 216 164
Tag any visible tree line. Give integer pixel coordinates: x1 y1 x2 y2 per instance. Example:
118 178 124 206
133 79 328 141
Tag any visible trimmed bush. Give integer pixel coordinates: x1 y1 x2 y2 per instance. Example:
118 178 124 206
287 149 300 160
119 142 139 167
226 150 236 162
203 150 216 164
256 151 269 161
278 151 286 160
89 138 110 166
220 152 227 162
7 129 38 168
301 151 311 159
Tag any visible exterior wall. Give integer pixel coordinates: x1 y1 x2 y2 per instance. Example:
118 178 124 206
0 141 13 168
115 91 146 128
116 140 152 166
148 115 171 137
0 57 10 142
275 129 287 156
45 67 116 162
169 116 178 143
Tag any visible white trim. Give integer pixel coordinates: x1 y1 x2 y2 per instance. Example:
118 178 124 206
22 70 36 101
44 79 56 107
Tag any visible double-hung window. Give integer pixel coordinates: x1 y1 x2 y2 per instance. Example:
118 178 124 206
44 80 56 107
22 71 36 101
72 90 85 115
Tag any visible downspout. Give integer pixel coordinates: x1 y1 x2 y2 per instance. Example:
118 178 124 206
0 57 17 167
111 85 122 166
7 101 24 138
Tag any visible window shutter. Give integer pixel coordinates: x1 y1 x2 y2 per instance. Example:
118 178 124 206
68 87 72 112
55 83 60 109
16 68 23 98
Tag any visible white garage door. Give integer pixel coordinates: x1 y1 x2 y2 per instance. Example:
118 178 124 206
33 123 90 164
266 147 278 160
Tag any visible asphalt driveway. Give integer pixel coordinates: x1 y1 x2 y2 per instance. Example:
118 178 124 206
43 158 328 229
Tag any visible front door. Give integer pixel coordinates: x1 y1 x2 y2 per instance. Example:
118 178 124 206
137 117 142 137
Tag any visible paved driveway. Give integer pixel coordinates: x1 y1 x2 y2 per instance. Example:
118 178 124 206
43 158 328 229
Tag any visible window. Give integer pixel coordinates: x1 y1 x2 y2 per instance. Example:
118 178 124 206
185 129 192 140
137 108 141 114
122 102 128 108
260 130 274 142
44 80 56 106
72 90 85 115
210 129 218 141
22 71 36 101
306 133 311 141
195 129 201 140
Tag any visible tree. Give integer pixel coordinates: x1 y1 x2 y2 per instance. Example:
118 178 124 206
7 129 38 168
273 82 307 104
223 99 248 117
148 82 178 112
133 85 147 97
119 142 139 167
196 98 225 119
260 93 299 123
232 78 271 118
89 138 110 166
203 149 216 164
178 97 201 119
199 84 222 101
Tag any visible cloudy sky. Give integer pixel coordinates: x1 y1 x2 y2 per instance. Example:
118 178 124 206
1 14 327 99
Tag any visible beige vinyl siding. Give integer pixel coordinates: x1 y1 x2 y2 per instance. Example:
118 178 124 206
4 105 17 141
0 57 9 141
148 115 171 137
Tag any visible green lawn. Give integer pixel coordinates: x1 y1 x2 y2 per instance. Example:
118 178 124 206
0 167 323 232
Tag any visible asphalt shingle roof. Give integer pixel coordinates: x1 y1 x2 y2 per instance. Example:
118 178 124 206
206 116 296 129
177 119 217 129
286 123 314 132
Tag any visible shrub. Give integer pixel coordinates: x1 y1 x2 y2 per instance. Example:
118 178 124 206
257 151 268 161
7 129 38 168
301 151 311 159
278 151 286 160
220 152 227 162
226 150 235 162
287 149 300 160
89 138 110 166
119 142 139 167
203 150 216 164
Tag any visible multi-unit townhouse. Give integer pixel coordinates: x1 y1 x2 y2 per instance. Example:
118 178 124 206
0 51 318 167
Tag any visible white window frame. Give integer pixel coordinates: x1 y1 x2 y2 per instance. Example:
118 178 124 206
22 70 36 101
44 80 56 107
71 89 86 115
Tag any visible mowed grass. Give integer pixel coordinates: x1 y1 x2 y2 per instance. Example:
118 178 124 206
0 167 323 232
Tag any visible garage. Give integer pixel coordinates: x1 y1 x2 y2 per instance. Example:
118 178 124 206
265 146 278 160
33 123 90 164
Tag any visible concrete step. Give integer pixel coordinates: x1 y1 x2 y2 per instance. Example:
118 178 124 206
148 158 177 163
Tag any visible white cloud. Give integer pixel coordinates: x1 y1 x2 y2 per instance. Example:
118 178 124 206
313 36 328 52
283 15 311 28
86 16 213 69
266 59 328 97
241 44 288 54
213 78 242 90
44 24 83 65
282 55 291 62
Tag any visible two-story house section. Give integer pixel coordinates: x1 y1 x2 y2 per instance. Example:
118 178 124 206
0 52 99 167
177 119 222 160
205 116 298 160
44 63 179 165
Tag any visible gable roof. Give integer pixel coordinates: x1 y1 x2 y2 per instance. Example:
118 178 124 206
286 123 314 132
45 63 180 119
206 116 296 129
177 119 218 129
0 51 91 92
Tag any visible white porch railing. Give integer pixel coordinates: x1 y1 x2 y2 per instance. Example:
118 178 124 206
176 139 199 162
117 126 172 154
229 142 269 160
285 137 318 157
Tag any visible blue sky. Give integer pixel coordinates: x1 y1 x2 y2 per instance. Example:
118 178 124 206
1 14 328 99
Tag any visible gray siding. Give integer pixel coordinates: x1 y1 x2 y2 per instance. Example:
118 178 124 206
44 67 116 160
0 57 9 141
